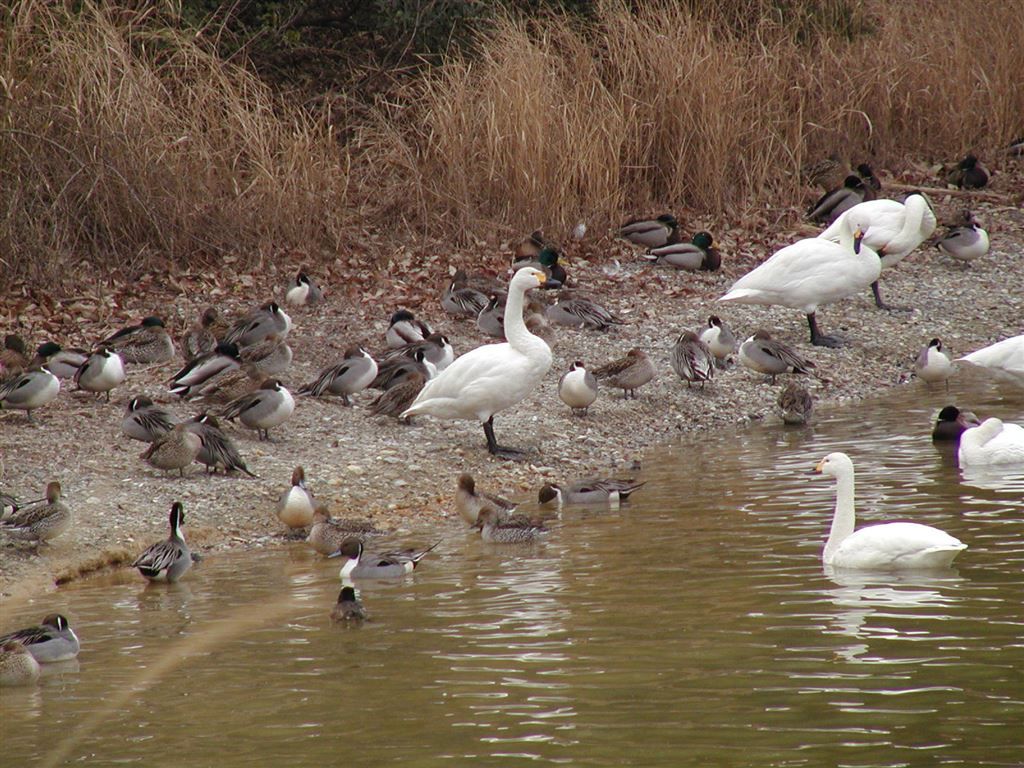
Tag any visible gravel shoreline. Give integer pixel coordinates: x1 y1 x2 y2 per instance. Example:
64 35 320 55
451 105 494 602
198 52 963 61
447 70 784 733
2 174 1023 602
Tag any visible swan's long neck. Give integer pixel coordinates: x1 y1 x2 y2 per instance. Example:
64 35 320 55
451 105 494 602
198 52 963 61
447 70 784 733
824 469 856 563
888 195 931 253
504 282 539 352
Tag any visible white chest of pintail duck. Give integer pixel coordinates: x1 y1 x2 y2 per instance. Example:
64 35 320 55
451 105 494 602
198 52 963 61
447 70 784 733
0 366 60 421
815 452 966 570
285 271 323 306
132 502 193 582
0 614 80 663
915 338 953 387
74 347 126 400
558 361 598 416
277 466 315 529
699 316 737 366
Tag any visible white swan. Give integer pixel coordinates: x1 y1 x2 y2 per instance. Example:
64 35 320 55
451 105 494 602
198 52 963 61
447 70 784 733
958 334 1024 377
814 452 966 569
402 267 553 457
958 418 1024 467
818 193 936 310
719 219 879 347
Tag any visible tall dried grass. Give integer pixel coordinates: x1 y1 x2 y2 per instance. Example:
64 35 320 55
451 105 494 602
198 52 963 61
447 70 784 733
1 1 348 286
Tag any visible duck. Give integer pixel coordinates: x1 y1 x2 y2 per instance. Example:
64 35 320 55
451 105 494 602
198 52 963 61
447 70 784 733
817 193 937 311
190 363 263 404
806 175 874 225
371 349 433 391
169 342 241 397
1006 137 1024 156
299 346 377 405
513 229 547 262
801 152 845 190
0 641 40 686
222 302 292 347
121 396 177 443
957 334 1024 376
1 334 30 378
642 231 721 271
0 366 60 421
30 342 88 379
671 331 714 388
442 272 490 318
915 338 953 388
306 505 382 555
720 220 878 347
454 473 518 527
593 349 656 399
538 478 646 508
958 418 1024 467
219 379 294 440
276 466 315 529
184 413 257 476
331 587 368 622
0 614 80 662
738 330 819 383
132 502 193 582
476 293 507 338
99 316 175 364
180 307 224 360
699 316 737 367
620 214 679 248
386 310 432 349
815 452 966 569
778 382 814 425
381 334 454 373
0 481 71 543
936 211 989 264
369 370 426 420
285 271 323 306
931 405 981 444
856 163 882 191
945 154 989 189
545 294 625 330
401 268 554 459
74 347 126 401
474 507 548 544
558 361 598 416
141 423 203 477
238 333 292 376
335 538 440 580
513 247 568 286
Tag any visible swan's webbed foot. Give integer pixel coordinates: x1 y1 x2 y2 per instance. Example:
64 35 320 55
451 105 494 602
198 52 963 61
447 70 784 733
806 312 847 348
483 418 530 461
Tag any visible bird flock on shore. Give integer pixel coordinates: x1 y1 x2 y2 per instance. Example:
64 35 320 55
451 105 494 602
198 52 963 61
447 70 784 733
2 149 1023 684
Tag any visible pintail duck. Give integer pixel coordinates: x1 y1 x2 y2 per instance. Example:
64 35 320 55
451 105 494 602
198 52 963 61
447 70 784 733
778 382 814 425
1 334 30 378
223 302 292 347
277 466 315 529
381 334 455 373
915 338 953 389
368 370 425 419
806 175 874 225
219 379 294 440
643 231 721 271
306 504 382 555
30 342 87 380
169 342 242 398
331 587 368 622
285 271 323 306
238 332 292 376
0 641 40 686
74 347 126 401
335 538 440 580
945 154 989 189
0 481 71 543
476 294 507 338
538 478 646 508
371 348 433 390
122 396 177 442
100 316 175 364
455 473 518 527
0 614 80 662
620 214 679 248
475 507 548 544
671 331 714 388
545 294 623 330
142 423 203 477
299 346 378 404
936 211 989 264
739 330 820 383
0 365 60 421
184 413 257 476
132 502 192 582
190 363 263 404
181 307 224 360
558 361 598 416
593 349 655 399
932 405 981 444
442 271 490 318
386 310 432 349
699 316 737 367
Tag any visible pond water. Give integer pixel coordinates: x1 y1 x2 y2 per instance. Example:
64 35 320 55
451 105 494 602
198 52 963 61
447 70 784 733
3 372 1023 767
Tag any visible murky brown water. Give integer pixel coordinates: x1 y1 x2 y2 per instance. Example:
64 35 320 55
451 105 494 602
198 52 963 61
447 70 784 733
3 372 1023 767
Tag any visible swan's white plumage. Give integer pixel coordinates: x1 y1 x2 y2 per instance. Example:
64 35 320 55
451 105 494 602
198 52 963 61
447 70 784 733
816 452 966 570
958 418 1024 467
720 220 880 314
958 334 1024 376
818 194 936 269
402 268 552 423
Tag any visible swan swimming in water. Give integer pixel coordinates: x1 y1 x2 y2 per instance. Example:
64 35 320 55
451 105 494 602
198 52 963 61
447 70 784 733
814 452 966 570
958 418 1024 467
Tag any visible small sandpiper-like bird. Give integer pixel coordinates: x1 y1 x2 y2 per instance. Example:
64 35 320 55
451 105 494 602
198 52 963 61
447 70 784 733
558 361 598 416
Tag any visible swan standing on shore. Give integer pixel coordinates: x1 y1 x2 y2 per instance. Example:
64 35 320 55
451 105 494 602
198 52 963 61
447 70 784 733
814 452 966 569
402 268 555 458
720 221 877 347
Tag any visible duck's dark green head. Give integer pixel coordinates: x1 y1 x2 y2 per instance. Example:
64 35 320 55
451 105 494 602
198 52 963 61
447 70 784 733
692 231 713 249
538 247 561 267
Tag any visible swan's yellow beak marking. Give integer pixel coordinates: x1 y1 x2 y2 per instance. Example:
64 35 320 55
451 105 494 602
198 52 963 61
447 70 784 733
814 458 826 473
536 272 547 285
